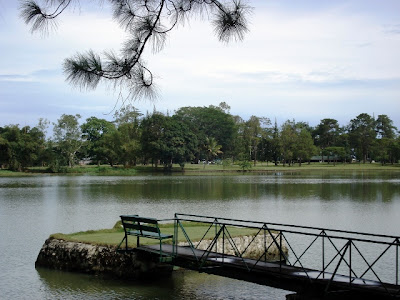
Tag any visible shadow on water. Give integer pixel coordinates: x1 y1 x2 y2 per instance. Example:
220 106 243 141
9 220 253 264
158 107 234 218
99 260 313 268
36 267 290 299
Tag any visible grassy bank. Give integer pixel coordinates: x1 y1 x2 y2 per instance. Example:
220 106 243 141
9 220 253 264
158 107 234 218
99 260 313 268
184 161 400 172
1 161 399 177
51 221 258 248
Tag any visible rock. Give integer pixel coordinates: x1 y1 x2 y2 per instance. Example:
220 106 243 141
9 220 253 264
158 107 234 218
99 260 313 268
179 233 288 261
35 237 172 279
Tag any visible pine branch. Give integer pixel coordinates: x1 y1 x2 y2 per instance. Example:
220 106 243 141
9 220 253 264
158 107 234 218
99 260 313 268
21 0 252 100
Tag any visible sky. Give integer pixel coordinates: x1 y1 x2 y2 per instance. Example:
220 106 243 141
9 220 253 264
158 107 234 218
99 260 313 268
0 0 399 130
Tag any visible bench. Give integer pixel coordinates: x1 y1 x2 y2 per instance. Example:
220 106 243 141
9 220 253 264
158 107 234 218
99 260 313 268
116 215 173 261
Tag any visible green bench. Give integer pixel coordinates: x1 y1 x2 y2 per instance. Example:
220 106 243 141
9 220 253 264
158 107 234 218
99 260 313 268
117 215 173 261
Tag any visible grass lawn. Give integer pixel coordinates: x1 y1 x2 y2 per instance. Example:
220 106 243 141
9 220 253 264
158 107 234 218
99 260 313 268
51 221 259 248
0 169 36 177
1 161 396 177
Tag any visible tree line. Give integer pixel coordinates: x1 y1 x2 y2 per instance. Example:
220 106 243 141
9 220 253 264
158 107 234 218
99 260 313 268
0 103 399 171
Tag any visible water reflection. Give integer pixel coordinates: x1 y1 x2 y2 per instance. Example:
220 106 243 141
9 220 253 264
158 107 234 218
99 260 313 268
36 267 289 300
70 174 400 203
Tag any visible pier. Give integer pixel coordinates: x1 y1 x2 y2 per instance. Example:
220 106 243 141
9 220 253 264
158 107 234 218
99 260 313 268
131 213 400 299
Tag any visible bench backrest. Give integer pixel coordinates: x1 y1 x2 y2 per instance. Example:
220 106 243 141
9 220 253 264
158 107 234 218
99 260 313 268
120 215 160 235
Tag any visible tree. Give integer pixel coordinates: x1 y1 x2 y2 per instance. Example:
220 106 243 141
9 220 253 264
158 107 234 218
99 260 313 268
100 129 123 167
231 115 246 161
204 137 223 162
336 127 352 163
295 128 317 166
113 104 142 127
348 113 376 163
0 125 46 171
119 123 142 166
21 0 252 100
375 114 397 139
280 120 297 166
242 116 263 166
174 105 236 159
113 105 143 166
53 114 83 168
163 116 198 169
140 112 197 169
324 146 346 166
81 117 116 165
314 118 339 162
268 119 281 166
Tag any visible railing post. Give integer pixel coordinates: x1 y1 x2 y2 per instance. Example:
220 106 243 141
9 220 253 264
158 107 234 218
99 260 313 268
396 238 399 285
349 240 352 286
264 225 266 263
215 218 218 253
280 230 283 273
322 230 325 279
222 224 225 263
174 216 178 257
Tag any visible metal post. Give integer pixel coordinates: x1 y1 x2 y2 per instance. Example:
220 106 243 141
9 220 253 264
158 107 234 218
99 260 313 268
173 217 178 257
222 224 225 263
322 231 325 279
349 240 352 286
215 219 218 253
264 225 266 263
280 230 282 273
396 238 399 285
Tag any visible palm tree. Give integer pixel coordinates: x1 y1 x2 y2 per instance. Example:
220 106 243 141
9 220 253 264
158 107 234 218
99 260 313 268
204 137 223 164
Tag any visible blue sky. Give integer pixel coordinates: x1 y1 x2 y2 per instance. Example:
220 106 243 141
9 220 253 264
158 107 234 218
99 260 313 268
0 0 399 130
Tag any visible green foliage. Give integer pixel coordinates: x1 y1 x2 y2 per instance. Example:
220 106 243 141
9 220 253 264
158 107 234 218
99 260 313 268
81 117 116 165
53 114 83 168
174 105 236 159
314 118 340 149
237 154 252 171
1 108 399 173
295 129 317 165
204 137 223 161
279 120 297 166
222 158 233 169
0 124 46 171
349 113 376 163
140 112 198 169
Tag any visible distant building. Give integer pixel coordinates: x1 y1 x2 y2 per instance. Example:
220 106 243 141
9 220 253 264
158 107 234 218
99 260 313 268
309 155 342 162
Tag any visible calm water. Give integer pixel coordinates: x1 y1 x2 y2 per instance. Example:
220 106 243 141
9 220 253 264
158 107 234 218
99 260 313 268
1 170 400 299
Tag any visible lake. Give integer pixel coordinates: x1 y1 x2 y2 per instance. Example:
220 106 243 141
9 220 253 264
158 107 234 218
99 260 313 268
1 170 399 299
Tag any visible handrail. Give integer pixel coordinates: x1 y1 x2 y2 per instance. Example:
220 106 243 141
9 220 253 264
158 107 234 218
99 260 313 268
175 213 400 240
175 214 399 245
172 213 400 297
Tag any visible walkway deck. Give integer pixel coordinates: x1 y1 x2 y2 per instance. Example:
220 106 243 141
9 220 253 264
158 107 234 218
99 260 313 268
138 244 400 299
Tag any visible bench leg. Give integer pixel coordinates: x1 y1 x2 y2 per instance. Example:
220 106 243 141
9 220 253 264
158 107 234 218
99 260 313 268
116 236 126 252
137 235 140 247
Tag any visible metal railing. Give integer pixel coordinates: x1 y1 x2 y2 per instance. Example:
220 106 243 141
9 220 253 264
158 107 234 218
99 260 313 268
172 213 400 297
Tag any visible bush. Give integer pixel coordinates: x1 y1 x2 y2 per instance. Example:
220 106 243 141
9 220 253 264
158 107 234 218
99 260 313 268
237 159 252 171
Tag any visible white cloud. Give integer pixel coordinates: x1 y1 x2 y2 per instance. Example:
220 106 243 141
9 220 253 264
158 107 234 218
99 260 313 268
0 1 399 129
148 2 400 91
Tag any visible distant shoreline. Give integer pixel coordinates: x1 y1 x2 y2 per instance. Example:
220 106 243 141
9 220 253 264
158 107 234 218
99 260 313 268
1 162 399 177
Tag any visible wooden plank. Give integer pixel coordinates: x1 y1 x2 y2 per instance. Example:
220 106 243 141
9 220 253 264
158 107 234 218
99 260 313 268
134 217 159 224
119 215 139 222
120 215 160 225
